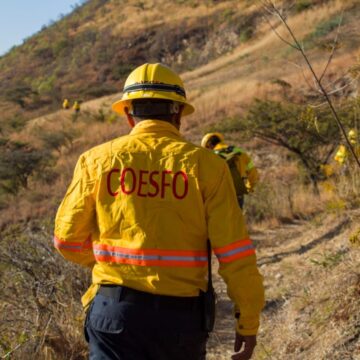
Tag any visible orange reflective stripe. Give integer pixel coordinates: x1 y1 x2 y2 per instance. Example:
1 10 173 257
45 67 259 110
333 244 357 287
93 244 208 268
213 239 255 263
54 235 92 252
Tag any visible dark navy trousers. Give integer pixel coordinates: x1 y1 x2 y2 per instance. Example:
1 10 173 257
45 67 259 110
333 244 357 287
85 288 208 360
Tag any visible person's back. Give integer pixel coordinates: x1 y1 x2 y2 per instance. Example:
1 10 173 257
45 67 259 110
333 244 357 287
57 121 243 300
54 63 264 360
62 98 70 109
201 133 259 209
73 100 81 112
333 129 360 170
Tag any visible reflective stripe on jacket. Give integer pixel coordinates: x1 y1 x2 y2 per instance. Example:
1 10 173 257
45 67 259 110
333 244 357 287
54 120 264 335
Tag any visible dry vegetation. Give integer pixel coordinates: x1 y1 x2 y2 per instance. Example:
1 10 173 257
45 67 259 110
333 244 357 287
0 0 360 359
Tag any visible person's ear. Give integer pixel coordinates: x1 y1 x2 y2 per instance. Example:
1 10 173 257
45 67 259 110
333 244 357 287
124 107 135 128
174 105 184 129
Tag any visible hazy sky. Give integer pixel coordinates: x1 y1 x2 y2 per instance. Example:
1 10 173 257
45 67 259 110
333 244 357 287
0 0 80 56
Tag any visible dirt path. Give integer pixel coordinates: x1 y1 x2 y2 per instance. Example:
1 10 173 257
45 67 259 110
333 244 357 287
207 210 360 360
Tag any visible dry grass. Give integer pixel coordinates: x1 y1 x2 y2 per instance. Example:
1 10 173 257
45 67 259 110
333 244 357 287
205 208 360 360
1 1 360 359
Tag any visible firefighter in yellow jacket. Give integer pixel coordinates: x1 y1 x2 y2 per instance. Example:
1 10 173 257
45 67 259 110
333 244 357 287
72 100 81 113
62 98 70 110
334 129 360 166
201 133 259 209
54 63 264 360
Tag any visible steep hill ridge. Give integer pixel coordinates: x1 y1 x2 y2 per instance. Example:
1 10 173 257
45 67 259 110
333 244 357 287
0 1 359 359
2 0 359 125
0 0 260 119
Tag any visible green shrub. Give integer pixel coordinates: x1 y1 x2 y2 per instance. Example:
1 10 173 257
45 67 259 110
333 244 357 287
303 15 343 49
239 28 253 43
295 0 312 13
222 9 235 21
111 63 134 81
37 75 57 96
0 139 52 195
6 114 27 131
90 107 118 123
36 128 78 154
52 37 71 57
245 182 278 222
310 250 346 268
34 46 54 60
312 16 342 38
4 85 37 109
211 98 354 191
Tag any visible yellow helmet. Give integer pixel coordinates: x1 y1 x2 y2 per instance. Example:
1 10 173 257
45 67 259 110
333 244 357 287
112 63 194 117
348 129 357 144
201 132 224 148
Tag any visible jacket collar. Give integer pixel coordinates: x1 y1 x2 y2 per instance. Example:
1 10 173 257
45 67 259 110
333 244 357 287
130 120 181 138
214 142 229 151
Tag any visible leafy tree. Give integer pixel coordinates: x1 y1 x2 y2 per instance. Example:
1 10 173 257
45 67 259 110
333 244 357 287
4 85 37 109
36 128 78 154
0 139 51 195
214 99 353 192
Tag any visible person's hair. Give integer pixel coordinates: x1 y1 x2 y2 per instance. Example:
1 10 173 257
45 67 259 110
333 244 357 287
208 135 222 148
130 99 179 121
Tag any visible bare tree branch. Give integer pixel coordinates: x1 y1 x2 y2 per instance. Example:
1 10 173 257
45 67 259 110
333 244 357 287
287 60 318 91
319 12 344 83
263 15 300 50
259 0 360 169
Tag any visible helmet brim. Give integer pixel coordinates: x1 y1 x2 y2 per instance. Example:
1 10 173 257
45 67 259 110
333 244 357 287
112 94 195 117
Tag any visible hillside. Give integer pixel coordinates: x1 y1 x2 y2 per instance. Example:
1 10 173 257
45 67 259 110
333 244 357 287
2 0 360 124
0 0 359 359
0 0 261 121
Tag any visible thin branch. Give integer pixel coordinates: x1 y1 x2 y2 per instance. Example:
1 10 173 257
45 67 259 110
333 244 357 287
319 12 344 83
326 80 353 96
309 101 329 109
38 316 53 351
260 1 360 169
287 60 317 91
263 16 300 50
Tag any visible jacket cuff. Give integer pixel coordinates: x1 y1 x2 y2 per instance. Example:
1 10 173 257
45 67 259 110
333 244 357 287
236 316 259 336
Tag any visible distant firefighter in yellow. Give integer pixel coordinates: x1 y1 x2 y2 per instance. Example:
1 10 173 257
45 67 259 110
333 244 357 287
62 98 70 110
201 132 259 209
334 129 360 166
72 100 81 113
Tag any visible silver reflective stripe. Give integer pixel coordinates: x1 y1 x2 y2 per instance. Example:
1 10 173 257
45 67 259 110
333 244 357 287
215 244 254 259
94 249 207 262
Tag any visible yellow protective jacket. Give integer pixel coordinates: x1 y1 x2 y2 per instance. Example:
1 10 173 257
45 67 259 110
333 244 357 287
214 143 259 194
334 143 360 166
54 120 264 336
334 145 347 165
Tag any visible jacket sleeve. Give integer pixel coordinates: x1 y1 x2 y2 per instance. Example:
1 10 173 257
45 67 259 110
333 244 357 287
54 155 97 268
205 162 264 336
235 153 259 192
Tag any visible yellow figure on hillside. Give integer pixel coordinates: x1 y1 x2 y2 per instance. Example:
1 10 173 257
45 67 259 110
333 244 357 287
201 132 259 209
62 98 70 110
334 129 360 166
73 100 81 113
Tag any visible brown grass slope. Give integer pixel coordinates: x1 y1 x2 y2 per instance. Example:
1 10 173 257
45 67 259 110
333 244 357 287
0 0 260 121
0 0 360 359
